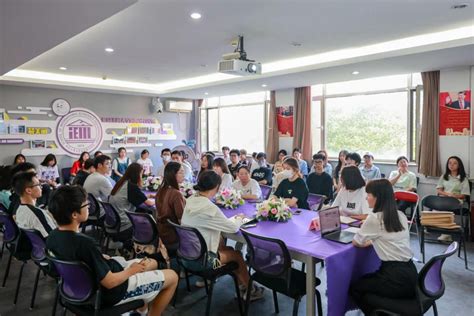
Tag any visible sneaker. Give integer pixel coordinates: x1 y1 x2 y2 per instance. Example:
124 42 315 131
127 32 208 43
195 279 206 288
240 284 265 302
437 234 453 242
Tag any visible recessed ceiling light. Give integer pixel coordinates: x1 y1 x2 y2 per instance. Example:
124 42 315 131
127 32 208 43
105 47 114 53
200 64 208 67
291 42 302 47
190 12 202 19
59 67 67 71
352 71 360 75
204 92 209 95
451 3 468 9
261 84 267 87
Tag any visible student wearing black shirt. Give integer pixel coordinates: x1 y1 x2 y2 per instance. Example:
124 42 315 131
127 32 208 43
273 157 309 209
72 158 95 186
307 153 333 204
46 186 178 315
228 149 242 179
251 152 273 186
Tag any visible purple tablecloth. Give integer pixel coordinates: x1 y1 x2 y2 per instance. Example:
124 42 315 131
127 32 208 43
220 202 381 316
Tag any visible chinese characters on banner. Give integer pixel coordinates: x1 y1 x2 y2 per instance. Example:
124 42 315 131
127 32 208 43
439 90 471 136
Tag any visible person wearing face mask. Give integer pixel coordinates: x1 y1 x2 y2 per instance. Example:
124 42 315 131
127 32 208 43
251 152 272 186
273 157 309 209
232 166 262 200
156 148 172 178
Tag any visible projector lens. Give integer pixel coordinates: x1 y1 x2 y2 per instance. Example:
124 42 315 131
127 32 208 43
247 63 257 73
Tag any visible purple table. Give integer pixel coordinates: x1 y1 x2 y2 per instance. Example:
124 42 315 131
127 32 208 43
220 202 381 316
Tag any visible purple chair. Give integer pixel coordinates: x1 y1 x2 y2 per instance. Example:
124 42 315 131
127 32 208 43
307 193 326 211
81 194 103 233
99 201 130 253
241 229 323 316
369 242 458 316
167 219 244 316
260 185 272 200
46 255 144 316
0 203 8 257
420 195 467 269
126 211 158 248
0 211 20 287
21 228 59 313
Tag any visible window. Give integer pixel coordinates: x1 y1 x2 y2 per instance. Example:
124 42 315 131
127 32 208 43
200 92 268 153
312 73 422 161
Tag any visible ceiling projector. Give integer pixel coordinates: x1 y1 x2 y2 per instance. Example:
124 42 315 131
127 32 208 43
218 36 261 76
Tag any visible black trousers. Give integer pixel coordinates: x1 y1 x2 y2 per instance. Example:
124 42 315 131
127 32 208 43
350 260 418 315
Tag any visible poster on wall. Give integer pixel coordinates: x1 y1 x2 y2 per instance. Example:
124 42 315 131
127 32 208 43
439 90 471 136
277 105 294 137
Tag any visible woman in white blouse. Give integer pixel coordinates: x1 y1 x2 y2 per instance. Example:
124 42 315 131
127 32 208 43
332 166 371 219
212 158 233 191
350 179 418 315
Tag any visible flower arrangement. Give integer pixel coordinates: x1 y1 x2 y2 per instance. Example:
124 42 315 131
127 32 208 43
256 197 292 222
215 188 245 209
143 176 162 191
179 182 195 198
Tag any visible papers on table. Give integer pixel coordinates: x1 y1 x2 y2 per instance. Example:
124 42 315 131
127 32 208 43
340 216 358 224
344 227 360 234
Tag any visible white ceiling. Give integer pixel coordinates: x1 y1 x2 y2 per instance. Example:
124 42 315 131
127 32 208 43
1 0 474 98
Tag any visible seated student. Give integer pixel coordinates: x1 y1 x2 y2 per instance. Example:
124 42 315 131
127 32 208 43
137 149 154 176
239 149 249 167
388 156 417 212
273 157 309 209
307 154 333 204
83 155 113 202
249 152 259 174
310 150 333 176
251 153 272 186
112 147 131 182
292 148 308 177
345 152 362 167
13 171 57 238
46 185 178 315
359 152 381 181
8 162 36 215
436 156 470 242
71 151 90 177
273 149 287 175
228 149 242 179
171 150 193 182
232 166 262 200
180 150 193 174
332 166 371 218
198 153 214 178
212 158 233 191
0 166 12 209
38 153 60 188
350 179 417 315
94 150 103 158
72 158 95 186
13 153 26 166
181 171 264 300
333 149 349 192
222 146 231 165
156 148 171 178
156 162 186 249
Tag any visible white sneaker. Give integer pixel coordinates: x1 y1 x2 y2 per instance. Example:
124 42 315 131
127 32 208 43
195 279 206 288
240 284 265 301
437 234 453 242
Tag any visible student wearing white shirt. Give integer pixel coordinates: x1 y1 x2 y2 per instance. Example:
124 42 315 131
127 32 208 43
221 146 231 165
332 166 371 219
232 166 262 200
181 171 264 301
212 157 233 191
38 154 60 188
156 148 171 178
292 148 308 177
350 179 417 315
171 150 193 183
136 149 154 176
388 156 417 212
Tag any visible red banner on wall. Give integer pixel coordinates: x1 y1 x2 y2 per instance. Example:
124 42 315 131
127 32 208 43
439 90 471 136
277 105 294 137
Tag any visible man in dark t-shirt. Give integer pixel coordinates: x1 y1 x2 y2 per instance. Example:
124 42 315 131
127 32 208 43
251 152 273 186
228 149 242 179
46 186 177 313
72 158 95 186
307 154 334 204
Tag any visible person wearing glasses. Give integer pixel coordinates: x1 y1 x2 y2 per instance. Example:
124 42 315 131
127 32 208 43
307 153 334 204
12 171 56 238
83 155 114 202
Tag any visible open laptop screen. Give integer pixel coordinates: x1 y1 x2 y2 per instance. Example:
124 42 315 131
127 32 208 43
319 207 341 236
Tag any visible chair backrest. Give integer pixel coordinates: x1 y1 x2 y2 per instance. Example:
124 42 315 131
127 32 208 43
0 203 7 213
421 195 462 212
99 201 121 231
260 185 272 200
418 242 458 302
241 229 292 280
21 228 47 262
47 255 96 303
126 211 158 246
0 211 19 243
167 219 206 261
87 193 100 217
61 167 71 184
307 193 325 211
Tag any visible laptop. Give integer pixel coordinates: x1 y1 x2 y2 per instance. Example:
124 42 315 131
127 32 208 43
319 207 356 244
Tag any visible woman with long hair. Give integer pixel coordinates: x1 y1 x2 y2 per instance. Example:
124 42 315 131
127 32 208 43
13 154 26 165
71 151 90 177
198 153 214 177
273 157 309 209
350 179 417 314
212 157 233 191
38 154 60 188
156 161 186 248
112 147 131 182
332 165 371 218
333 149 349 189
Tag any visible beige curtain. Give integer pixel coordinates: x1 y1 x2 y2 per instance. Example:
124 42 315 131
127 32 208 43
293 86 312 160
193 99 203 154
417 71 441 177
265 91 279 163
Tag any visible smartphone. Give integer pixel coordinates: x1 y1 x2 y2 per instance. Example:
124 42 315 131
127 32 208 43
241 223 257 229
294 209 302 215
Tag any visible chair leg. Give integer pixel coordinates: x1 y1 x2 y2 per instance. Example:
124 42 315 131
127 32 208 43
461 234 468 269
432 301 438 316
292 297 301 316
185 270 191 292
244 278 253 316
301 262 305 272
231 274 244 316
315 290 323 316
203 278 209 295
420 227 425 263
52 285 59 316
30 266 42 309
272 290 279 314
204 280 215 316
62 307 67 316
14 261 26 305
0 239 5 259
172 278 179 307
2 250 13 287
